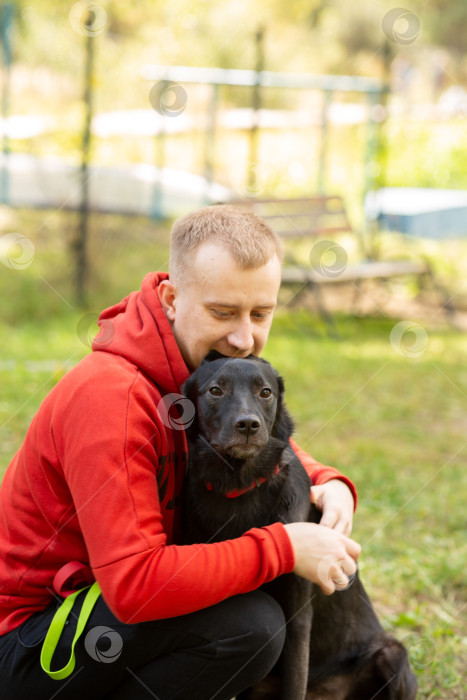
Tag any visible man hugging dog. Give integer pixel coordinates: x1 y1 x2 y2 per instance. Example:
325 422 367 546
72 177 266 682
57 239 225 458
0 205 415 700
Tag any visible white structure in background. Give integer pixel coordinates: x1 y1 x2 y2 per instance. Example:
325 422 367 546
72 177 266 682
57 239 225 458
365 188 467 238
0 153 232 217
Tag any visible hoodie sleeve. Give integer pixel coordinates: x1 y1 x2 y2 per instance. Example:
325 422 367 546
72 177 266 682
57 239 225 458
289 438 358 511
57 366 295 624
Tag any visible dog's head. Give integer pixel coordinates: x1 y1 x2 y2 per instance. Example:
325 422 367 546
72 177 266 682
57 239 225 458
182 350 293 460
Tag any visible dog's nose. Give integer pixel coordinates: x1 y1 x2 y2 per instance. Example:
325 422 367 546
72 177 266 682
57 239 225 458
235 415 261 436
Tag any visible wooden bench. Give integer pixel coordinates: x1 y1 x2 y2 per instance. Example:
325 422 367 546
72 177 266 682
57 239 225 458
229 196 432 325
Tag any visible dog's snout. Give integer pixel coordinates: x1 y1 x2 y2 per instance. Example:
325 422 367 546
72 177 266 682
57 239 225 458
235 415 261 436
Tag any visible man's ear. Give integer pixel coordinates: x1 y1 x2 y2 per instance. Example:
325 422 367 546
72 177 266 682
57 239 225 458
158 279 177 322
272 373 294 441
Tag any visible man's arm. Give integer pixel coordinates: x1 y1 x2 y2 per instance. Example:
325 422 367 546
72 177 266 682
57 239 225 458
289 438 357 535
58 369 296 624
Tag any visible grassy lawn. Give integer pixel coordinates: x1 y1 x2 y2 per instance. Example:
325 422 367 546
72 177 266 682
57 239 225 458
0 305 465 698
267 312 466 698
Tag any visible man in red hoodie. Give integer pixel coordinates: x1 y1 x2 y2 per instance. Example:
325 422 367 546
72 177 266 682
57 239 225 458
0 205 360 699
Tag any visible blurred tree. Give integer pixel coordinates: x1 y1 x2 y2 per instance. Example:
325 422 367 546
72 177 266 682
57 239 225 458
7 0 467 79
421 0 467 55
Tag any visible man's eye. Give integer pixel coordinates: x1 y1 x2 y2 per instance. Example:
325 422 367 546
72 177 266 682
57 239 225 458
260 388 272 398
209 386 223 396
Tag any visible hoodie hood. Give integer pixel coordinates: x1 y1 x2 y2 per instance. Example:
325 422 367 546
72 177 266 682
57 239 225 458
92 272 190 394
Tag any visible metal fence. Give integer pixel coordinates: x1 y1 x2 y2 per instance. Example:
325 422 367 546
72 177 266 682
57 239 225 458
142 64 385 217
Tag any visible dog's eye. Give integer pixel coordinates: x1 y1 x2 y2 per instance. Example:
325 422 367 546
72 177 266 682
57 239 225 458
208 386 223 396
260 388 272 398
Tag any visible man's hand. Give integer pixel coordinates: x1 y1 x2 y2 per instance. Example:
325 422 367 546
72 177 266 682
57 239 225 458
283 522 361 595
310 479 355 536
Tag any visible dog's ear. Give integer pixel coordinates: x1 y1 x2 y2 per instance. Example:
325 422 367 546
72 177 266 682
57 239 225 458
180 373 199 436
272 372 294 442
181 373 197 401
366 638 416 700
373 638 408 677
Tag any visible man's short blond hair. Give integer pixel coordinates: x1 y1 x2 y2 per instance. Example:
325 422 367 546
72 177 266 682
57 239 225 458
169 204 283 285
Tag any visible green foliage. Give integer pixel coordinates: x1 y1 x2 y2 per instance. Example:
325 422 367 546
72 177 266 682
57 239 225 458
0 208 172 322
421 0 467 55
383 120 467 190
7 0 467 79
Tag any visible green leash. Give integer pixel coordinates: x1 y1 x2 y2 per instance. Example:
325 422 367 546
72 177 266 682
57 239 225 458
40 581 101 680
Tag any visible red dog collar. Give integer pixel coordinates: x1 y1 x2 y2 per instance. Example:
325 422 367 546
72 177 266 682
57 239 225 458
205 464 280 498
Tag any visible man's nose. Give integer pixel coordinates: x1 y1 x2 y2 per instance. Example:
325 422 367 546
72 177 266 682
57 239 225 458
227 319 254 351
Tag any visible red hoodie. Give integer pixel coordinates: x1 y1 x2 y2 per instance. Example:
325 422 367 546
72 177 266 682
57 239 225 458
0 272 357 636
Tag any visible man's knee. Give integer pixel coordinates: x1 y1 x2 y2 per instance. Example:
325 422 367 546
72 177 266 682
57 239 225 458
222 590 286 676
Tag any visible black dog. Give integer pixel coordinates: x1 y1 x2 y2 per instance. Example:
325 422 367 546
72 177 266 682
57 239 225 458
182 351 417 700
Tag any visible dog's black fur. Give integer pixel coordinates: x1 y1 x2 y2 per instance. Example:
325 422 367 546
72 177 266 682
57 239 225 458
182 351 418 700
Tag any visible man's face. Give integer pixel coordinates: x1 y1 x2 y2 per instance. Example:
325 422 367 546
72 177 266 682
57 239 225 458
160 241 282 371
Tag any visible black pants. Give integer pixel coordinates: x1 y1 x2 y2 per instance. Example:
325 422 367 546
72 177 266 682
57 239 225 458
0 589 285 700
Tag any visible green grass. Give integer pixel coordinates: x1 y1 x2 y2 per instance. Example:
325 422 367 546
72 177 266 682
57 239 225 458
0 306 465 697
266 312 467 698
